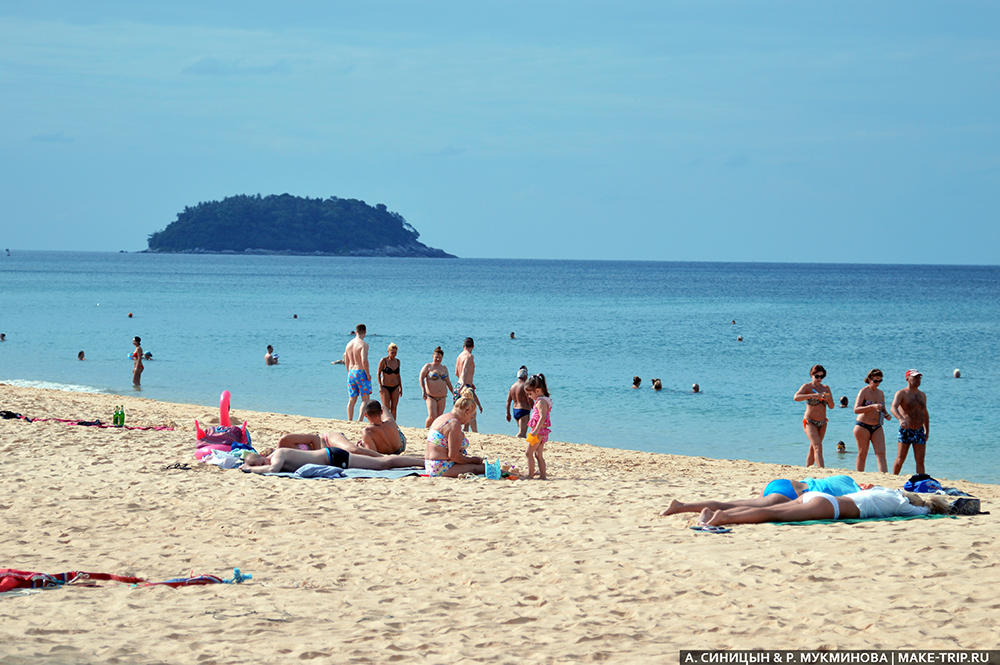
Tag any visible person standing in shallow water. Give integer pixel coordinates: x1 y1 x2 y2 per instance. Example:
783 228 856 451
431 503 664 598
853 368 891 473
419 346 454 428
343 324 371 421
455 337 483 432
506 366 531 437
794 364 834 468
131 336 144 388
377 343 402 420
891 369 929 475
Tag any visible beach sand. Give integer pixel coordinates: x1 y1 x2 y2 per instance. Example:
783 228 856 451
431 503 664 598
1 383 997 664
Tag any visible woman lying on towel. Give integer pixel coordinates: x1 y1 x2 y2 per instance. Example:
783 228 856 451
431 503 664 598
661 474 870 516
241 436 424 474
694 487 950 526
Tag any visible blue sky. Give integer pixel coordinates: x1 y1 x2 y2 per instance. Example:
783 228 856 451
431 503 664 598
2 1 998 263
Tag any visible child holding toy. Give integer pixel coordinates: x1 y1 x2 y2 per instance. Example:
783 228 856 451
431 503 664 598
525 373 553 480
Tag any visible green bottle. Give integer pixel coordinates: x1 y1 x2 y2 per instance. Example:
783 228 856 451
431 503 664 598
119 406 125 427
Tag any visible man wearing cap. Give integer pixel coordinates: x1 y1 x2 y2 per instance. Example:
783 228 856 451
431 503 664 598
506 366 532 437
890 370 929 475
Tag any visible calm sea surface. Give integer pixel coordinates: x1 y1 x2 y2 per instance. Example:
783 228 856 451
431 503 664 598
2 251 998 483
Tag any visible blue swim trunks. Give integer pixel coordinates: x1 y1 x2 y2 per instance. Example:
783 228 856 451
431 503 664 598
899 427 927 445
348 369 372 398
512 408 531 421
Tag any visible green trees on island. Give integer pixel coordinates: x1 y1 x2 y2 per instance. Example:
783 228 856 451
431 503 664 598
146 194 454 257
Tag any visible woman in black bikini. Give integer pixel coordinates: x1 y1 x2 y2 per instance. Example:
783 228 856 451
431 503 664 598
419 346 455 428
853 368 891 473
794 364 834 468
378 343 402 420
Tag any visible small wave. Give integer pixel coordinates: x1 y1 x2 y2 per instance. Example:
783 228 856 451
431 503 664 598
0 378 111 394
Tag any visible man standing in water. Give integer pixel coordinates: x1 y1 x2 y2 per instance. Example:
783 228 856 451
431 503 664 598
343 324 371 421
890 369 929 475
455 337 483 432
506 366 532 437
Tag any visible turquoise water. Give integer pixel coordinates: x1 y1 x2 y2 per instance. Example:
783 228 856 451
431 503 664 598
2 251 998 483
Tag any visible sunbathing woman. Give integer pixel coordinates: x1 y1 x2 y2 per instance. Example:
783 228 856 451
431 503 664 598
419 346 455 428
661 475 869 516
698 487 950 526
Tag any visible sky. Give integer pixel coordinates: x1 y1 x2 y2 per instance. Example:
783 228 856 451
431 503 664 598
1 1 998 263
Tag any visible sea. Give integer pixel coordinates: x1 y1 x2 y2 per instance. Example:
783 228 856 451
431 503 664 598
2 251 998 483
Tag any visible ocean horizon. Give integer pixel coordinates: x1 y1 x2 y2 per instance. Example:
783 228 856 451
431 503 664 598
2 250 998 483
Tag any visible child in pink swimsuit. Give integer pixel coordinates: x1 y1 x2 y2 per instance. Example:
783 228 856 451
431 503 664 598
524 373 553 480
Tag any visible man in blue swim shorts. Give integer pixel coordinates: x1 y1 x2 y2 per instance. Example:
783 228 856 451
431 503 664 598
506 366 532 437
342 323 372 421
890 369 929 475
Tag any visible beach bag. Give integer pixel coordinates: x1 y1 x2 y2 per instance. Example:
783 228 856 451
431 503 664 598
194 425 253 460
904 474 942 493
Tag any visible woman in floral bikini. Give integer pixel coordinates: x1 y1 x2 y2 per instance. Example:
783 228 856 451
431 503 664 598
424 388 484 477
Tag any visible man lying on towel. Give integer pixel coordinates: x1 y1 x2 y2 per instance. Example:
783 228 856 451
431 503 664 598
241 434 424 474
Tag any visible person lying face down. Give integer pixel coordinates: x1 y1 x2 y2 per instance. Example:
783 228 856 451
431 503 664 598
697 487 950 527
661 474 870 516
240 437 424 474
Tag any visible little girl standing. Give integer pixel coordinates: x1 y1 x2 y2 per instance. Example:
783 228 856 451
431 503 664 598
524 373 553 480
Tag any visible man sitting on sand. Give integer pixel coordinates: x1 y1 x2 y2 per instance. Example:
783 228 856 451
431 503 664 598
358 400 406 455
241 437 423 474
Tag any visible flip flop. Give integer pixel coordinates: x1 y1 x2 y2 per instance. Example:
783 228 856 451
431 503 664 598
689 524 732 534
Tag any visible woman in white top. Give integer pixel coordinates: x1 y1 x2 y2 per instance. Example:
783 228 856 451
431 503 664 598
697 487 949 527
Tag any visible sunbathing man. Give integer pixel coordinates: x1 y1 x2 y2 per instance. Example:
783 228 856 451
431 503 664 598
240 437 423 474
358 400 407 455
661 475 871 516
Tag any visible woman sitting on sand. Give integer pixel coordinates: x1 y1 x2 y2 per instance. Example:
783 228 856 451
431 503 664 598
240 439 424 474
425 388 485 477
661 475 869 516
419 346 455 428
695 487 950 526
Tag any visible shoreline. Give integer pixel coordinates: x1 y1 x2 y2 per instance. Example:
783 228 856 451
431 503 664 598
2 383 998 661
2 382 994 488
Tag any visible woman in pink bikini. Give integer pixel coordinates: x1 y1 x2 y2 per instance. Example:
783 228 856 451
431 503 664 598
794 364 834 468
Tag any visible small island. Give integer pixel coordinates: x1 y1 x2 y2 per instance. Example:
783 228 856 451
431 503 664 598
145 194 455 258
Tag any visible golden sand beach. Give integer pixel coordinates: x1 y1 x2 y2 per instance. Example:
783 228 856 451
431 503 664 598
1 383 997 664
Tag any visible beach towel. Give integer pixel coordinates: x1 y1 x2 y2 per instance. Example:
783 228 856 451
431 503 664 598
263 466 423 479
0 568 250 593
770 514 957 526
